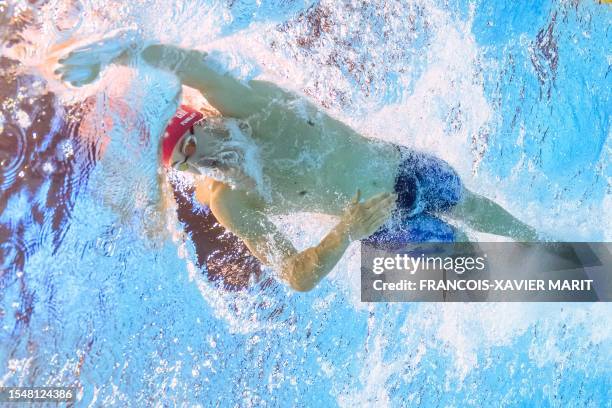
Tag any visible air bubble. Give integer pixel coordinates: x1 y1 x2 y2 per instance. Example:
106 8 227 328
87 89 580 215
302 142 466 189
41 161 55 174
60 140 74 159
52 0 83 35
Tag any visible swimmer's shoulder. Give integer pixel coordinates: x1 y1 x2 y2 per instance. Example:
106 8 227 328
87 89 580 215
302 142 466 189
202 180 263 213
194 177 216 206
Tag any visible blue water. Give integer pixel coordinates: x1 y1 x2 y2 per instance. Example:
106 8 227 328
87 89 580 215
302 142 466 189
1 0 610 406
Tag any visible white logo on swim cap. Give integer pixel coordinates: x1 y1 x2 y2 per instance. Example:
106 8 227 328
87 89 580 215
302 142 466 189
180 113 196 126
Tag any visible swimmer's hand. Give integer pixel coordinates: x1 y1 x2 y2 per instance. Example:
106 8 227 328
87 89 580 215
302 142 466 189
341 190 397 241
54 28 142 87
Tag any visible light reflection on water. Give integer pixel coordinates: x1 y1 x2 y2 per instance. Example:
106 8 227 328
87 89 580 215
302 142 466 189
0 0 610 406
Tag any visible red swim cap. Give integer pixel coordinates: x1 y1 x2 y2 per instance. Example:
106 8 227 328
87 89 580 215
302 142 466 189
161 105 205 167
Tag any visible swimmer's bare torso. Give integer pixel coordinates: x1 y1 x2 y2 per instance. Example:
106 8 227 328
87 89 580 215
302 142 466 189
192 82 401 216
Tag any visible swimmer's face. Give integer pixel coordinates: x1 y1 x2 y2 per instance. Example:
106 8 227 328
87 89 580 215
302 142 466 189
169 118 231 175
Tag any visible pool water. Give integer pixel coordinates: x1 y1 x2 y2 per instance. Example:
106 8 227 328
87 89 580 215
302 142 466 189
0 0 610 406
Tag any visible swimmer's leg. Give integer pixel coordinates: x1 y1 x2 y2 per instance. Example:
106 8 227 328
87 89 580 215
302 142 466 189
449 187 539 241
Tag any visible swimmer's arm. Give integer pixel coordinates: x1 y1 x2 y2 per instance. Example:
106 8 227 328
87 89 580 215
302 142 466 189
208 187 352 292
141 44 263 118
140 44 329 122
450 188 539 241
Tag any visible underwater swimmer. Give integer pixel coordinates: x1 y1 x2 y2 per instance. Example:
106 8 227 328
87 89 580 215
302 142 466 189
56 32 539 292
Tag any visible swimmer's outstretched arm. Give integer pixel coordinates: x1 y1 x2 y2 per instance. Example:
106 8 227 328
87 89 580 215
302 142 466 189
140 44 266 118
450 188 540 241
57 38 345 129
208 186 396 292
55 37 281 118
141 44 344 126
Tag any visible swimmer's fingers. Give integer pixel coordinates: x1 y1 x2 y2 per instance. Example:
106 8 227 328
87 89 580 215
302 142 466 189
370 197 396 219
354 196 395 231
364 197 396 224
55 64 97 77
49 29 144 88
70 71 101 87
361 195 396 226
342 191 395 240
57 65 101 86
358 207 393 237
368 196 396 219
361 192 384 208
58 29 141 67
347 191 394 221
368 213 392 234
350 189 362 206
58 42 121 66
59 47 105 66
362 192 396 209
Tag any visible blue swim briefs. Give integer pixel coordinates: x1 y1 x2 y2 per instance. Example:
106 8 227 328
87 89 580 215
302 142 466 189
363 147 463 246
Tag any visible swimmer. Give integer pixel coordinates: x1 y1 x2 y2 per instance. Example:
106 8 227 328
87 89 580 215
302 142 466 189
56 32 539 291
